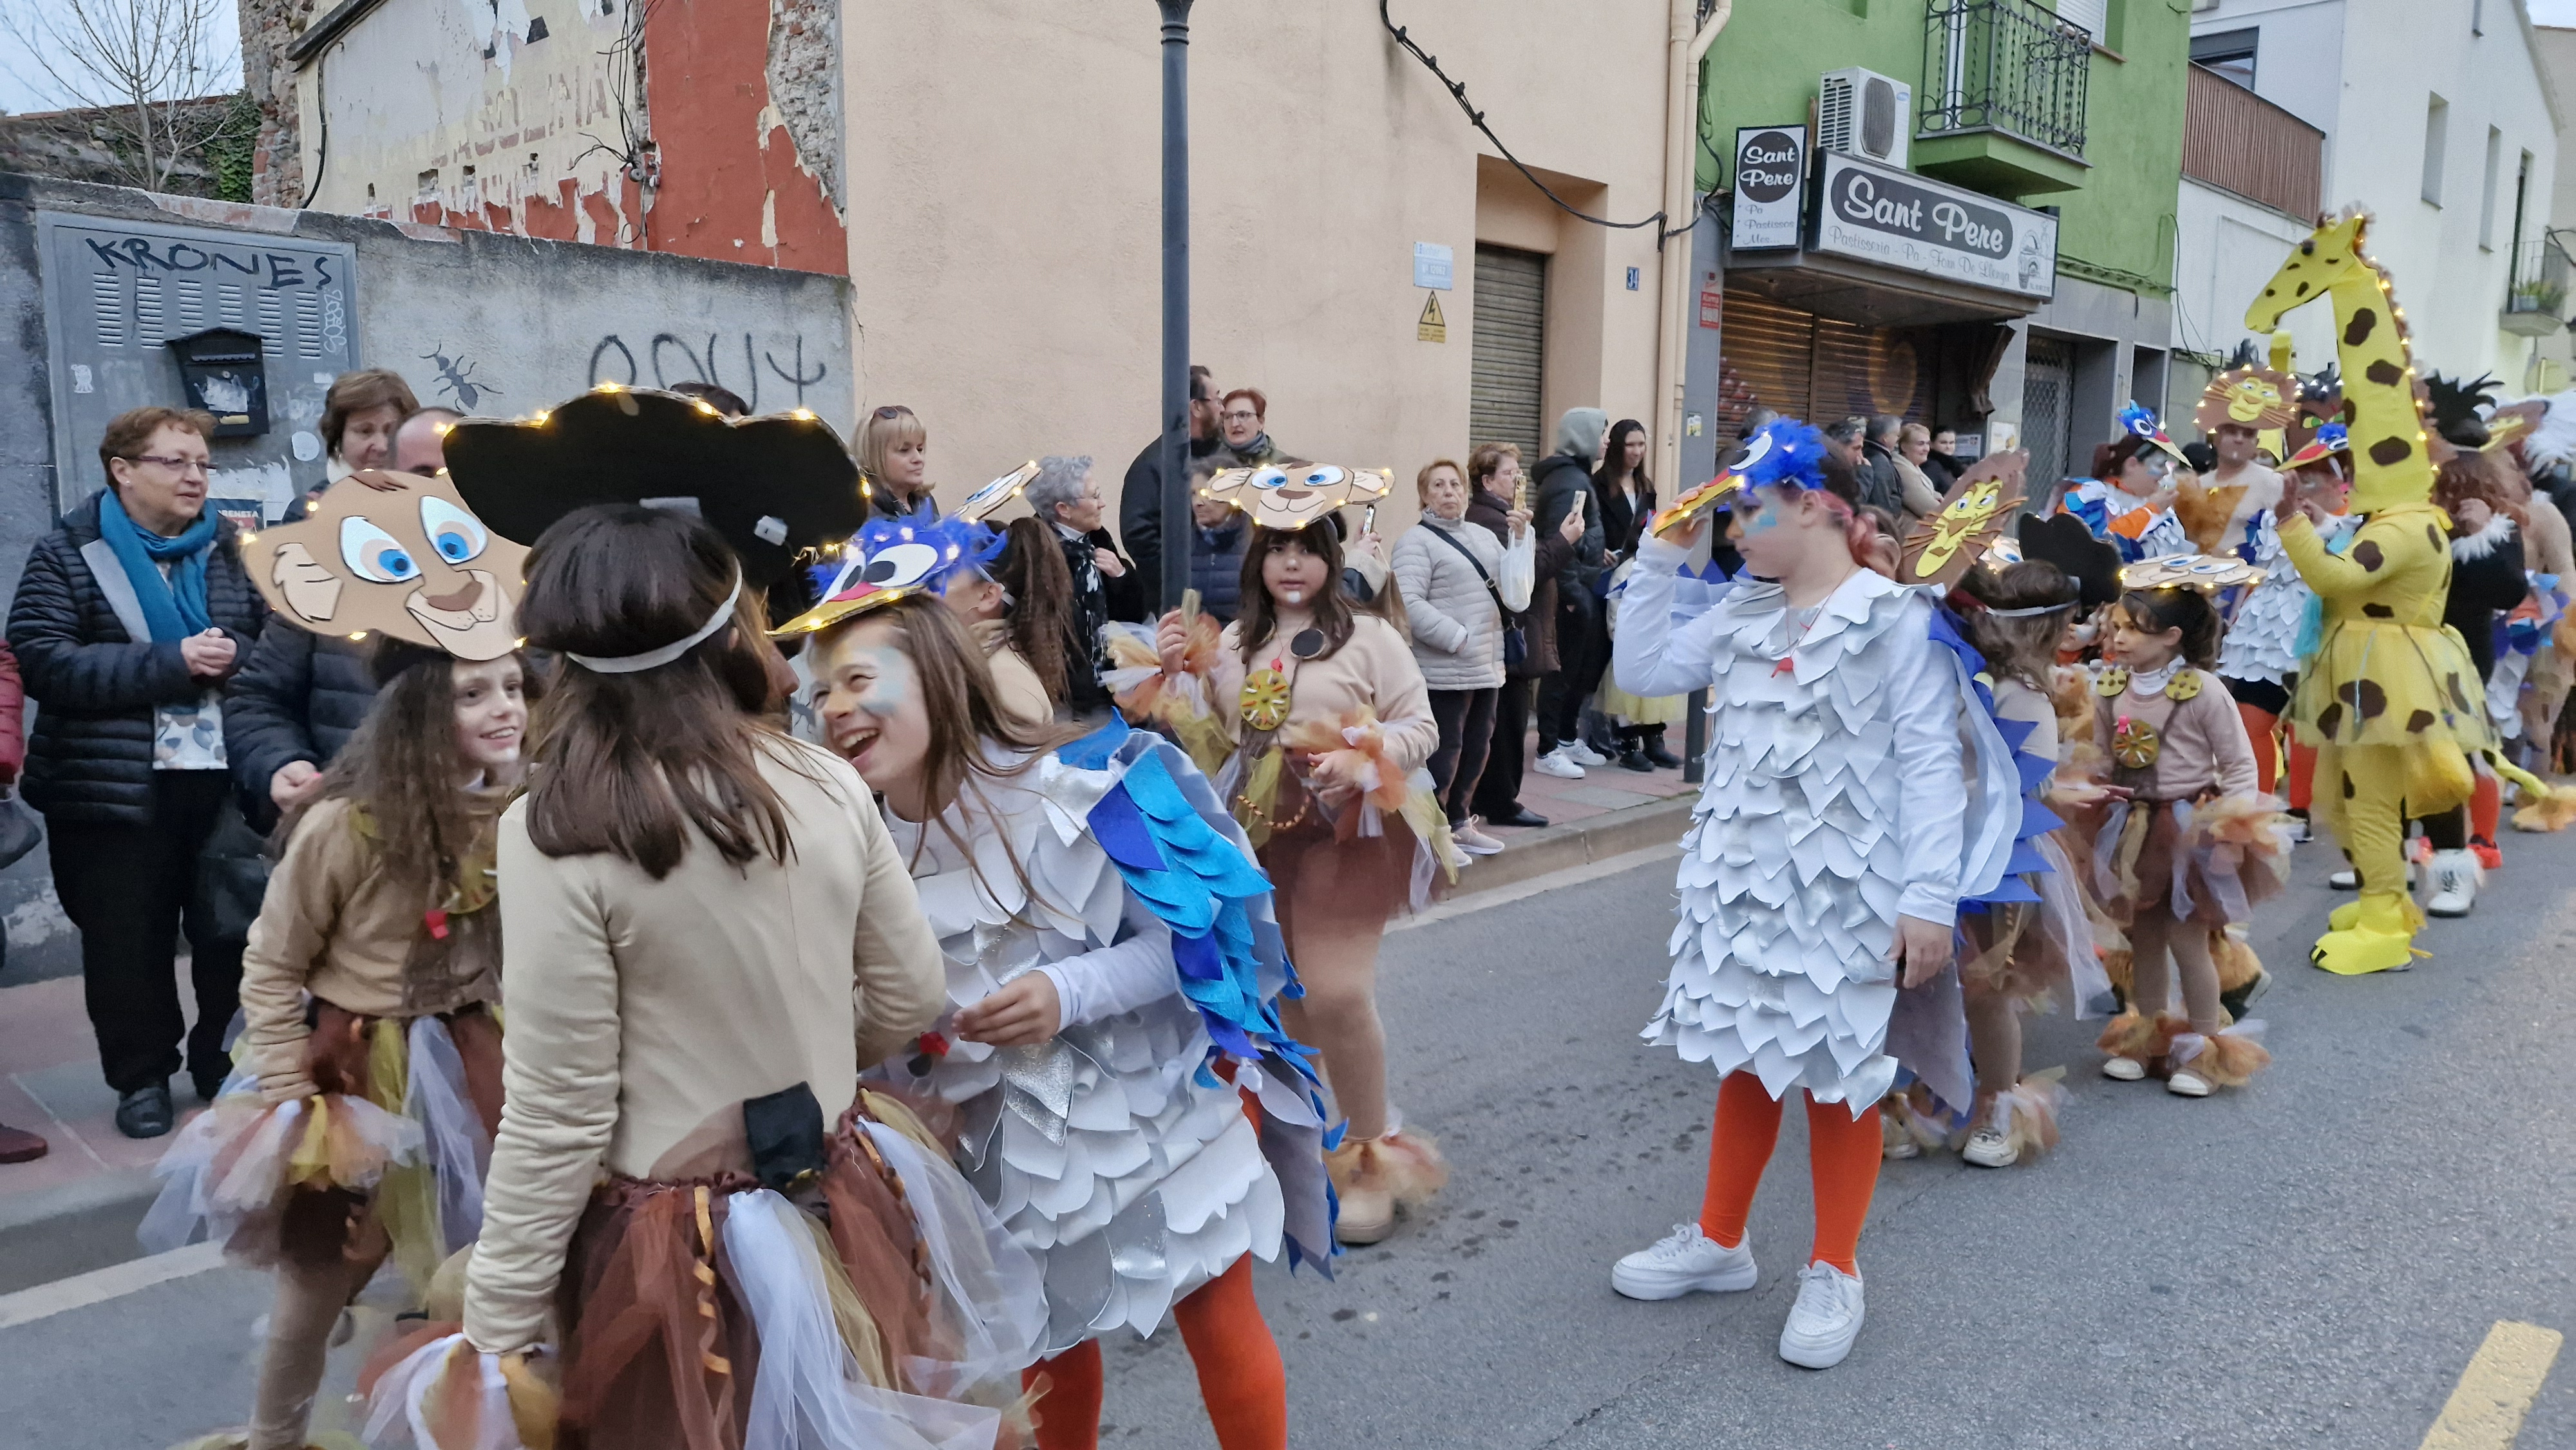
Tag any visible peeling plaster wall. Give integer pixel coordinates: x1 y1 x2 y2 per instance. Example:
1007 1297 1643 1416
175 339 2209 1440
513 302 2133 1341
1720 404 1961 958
249 0 846 273
296 0 651 247
767 0 842 208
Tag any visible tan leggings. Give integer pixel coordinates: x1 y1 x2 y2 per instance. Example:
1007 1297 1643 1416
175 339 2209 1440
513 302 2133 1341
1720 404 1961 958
1261 818 1403 1142
2126 905 2224 1035
1964 985 2023 1111
249 1205 388 1450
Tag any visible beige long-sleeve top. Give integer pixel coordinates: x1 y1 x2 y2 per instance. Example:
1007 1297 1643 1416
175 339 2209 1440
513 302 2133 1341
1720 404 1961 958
2091 668 2260 802
1206 614 1440 776
2524 496 2575 583
235 796 503 1100
462 735 945 1354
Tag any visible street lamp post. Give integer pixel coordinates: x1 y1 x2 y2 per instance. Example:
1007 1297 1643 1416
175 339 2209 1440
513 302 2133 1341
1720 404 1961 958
1156 0 1194 614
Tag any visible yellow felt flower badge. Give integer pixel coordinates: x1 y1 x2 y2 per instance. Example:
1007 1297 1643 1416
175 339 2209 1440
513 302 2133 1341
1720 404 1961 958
1240 668 1291 733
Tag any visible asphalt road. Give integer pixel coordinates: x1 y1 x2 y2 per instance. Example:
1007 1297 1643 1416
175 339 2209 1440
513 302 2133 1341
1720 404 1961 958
6 828 2571 1449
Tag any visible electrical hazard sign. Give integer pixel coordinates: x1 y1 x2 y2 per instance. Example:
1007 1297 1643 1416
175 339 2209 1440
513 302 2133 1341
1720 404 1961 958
1417 293 1446 343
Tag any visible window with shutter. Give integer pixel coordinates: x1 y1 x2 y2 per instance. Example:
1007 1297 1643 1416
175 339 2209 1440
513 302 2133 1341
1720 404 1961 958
1469 245 1548 465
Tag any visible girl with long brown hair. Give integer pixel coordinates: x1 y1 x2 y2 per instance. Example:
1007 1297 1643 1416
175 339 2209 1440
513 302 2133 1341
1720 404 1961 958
796 580 1327 1450
1151 513 1452 1247
377 505 1044 1450
149 630 538 1450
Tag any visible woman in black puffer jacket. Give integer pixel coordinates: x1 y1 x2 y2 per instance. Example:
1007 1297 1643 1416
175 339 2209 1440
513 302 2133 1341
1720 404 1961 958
9 408 267 1138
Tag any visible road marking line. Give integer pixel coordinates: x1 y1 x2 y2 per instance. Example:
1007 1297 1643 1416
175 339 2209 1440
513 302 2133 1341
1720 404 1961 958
0 1241 225 1330
2421 1320 2564 1450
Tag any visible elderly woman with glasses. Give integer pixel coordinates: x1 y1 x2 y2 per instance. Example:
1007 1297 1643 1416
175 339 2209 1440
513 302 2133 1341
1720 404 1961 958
1027 454 1146 715
6 406 269 1140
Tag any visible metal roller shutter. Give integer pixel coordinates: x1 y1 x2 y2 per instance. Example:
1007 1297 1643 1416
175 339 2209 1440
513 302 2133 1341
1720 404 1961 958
1470 245 1546 463
1718 294 1817 426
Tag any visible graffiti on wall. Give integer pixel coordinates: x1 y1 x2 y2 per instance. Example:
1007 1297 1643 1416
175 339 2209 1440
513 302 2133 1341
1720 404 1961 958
587 332 830 410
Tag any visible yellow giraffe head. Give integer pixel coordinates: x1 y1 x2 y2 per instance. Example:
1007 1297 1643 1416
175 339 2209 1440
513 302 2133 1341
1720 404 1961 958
2244 211 2432 513
2244 212 2368 333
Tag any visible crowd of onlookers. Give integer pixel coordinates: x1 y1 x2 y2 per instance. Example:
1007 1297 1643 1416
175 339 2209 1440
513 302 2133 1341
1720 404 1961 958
0 355 1980 1165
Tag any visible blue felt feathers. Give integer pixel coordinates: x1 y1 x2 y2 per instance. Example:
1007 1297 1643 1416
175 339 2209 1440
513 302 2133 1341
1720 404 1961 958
1061 713 1340 1272
1927 607 2063 912
1736 419 1828 494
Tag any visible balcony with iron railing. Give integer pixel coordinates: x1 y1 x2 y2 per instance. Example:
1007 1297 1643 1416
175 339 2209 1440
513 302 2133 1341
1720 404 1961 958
2502 233 2573 337
1913 0 2092 198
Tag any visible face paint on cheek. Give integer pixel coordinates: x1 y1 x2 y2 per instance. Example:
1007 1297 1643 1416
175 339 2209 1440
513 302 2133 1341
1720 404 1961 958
853 648 913 718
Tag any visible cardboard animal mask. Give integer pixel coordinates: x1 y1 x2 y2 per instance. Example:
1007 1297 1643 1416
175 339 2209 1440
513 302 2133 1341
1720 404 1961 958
1900 449 2029 587
1200 462 1394 530
245 470 527 661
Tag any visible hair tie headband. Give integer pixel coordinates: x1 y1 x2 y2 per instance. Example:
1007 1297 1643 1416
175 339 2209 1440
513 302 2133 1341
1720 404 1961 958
1983 600 2078 618
564 574 743 674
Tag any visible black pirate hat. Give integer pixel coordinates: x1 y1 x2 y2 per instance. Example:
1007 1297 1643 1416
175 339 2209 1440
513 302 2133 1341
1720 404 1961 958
441 384 865 589
2016 512 2123 609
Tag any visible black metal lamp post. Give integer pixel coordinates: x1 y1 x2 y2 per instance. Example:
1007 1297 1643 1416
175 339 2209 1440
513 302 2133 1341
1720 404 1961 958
1156 0 1195 614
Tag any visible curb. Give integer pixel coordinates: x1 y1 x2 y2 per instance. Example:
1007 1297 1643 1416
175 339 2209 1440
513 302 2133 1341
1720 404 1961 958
1445 794 1694 899
0 1165 158 1236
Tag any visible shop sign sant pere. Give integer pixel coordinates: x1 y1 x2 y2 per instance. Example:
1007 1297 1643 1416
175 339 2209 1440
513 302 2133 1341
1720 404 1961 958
1811 152 2057 299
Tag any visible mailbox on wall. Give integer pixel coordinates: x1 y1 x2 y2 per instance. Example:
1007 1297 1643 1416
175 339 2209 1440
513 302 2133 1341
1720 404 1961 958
166 326 270 437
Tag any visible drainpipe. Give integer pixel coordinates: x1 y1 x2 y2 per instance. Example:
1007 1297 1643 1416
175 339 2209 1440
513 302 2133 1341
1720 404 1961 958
1653 0 1731 494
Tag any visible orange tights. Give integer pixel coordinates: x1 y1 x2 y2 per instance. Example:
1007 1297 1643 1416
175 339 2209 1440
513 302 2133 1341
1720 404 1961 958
2237 704 2280 794
1023 1256 1285 1450
1694 1071 1882 1277
2472 771 2502 843
2287 739 2319 813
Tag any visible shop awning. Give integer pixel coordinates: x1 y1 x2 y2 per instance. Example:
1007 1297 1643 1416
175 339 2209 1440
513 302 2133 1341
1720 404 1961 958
1719 247 2045 329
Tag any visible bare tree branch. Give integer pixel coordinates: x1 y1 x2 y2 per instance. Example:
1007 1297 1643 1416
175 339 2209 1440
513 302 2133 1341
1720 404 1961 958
0 0 246 193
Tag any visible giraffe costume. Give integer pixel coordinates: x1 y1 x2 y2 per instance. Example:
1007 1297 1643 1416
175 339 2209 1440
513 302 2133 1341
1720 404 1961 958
2244 211 2562 974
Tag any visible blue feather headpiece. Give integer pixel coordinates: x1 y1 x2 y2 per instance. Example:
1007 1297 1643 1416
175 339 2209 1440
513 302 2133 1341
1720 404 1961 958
1734 419 1828 493
773 511 1005 637
2118 402 2190 464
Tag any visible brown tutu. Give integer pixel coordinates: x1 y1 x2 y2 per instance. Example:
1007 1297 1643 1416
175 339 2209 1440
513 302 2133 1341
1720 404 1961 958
2094 795 2289 928
551 1095 987 1450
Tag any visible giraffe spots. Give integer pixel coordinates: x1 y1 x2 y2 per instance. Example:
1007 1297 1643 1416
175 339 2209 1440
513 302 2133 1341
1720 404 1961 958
2447 672 2473 713
2366 359 2402 386
2342 679 2389 720
2427 523 2445 549
2301 240 2317 255
2363 603 2395 618
2353 540 2385 570
2345 308 2378 345
2369 437 2414 467
2342 771 2356 799
2407 710 2436 733
2342 399 2359 426
2318 701 2345 736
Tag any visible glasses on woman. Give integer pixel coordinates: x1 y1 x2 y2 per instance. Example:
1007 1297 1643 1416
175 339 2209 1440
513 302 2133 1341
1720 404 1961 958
1222 410 1259 424
126 455 212 477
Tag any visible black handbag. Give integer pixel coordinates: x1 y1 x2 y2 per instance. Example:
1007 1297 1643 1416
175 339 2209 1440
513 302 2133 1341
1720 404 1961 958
1425 523 1527 668
0 789 39 872
191 798 270 946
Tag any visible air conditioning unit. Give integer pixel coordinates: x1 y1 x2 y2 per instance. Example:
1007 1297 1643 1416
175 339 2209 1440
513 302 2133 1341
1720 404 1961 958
1819 68 1912 169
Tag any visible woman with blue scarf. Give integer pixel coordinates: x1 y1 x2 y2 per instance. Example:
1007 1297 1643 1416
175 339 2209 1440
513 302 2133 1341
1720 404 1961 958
7 407 267 1139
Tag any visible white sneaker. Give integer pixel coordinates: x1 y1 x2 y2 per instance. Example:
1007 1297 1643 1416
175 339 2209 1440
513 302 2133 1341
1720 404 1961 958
2329 862 2417 891
2166 1069 2213 1098
1533 748 1587 780
1566 739 1613 767
1777 1261 1866 1369
2425 849 2480 918
2101 1056 2146 1082
1611 1223 1758 1301
2289 816 2313 843
1453 818 1505 855
1961 1124 2017 1168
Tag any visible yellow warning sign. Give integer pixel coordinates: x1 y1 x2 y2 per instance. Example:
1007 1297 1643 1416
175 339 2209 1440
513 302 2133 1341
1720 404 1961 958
1417 292 1446 343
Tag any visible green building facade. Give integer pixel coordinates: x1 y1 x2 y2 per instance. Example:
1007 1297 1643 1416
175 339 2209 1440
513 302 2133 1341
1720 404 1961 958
1687 0 2189 484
